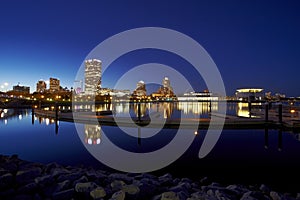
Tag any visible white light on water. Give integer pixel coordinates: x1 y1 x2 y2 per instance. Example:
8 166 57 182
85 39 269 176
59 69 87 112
4 119 7 125
18 115 22 120
45 118 50 125
88 138 92 145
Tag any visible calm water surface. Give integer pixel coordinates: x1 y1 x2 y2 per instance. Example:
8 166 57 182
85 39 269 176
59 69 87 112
1 103 300 192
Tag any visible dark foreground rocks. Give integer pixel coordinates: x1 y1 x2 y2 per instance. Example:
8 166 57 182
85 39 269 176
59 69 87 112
0 155 299 200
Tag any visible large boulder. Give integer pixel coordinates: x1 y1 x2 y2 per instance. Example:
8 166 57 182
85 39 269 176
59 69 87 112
161 191 180 200
110 190 126 200
16 168 42 185
90 187 107 199
34 175 54 186
75 182 98 193
52 188 75 200
0 173 14 189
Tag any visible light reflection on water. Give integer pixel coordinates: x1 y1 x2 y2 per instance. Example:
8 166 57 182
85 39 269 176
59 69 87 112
1 105 300 192
71 101 264 119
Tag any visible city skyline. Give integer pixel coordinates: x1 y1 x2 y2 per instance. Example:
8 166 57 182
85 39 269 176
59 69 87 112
0 1 299 96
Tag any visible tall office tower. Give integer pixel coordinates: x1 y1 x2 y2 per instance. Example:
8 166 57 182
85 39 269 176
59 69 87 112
133 80 147 97
163 77 171 90
36 80 47 93
160 77 174 96
85 59 102 94
49 78 60 93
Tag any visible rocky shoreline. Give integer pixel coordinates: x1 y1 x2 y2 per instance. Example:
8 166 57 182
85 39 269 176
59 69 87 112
0 155 299 200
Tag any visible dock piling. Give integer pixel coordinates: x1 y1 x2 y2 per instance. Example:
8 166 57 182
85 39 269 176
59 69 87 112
265 102 269 122
31 106 35 125
278 103 282 124
138 103 141 122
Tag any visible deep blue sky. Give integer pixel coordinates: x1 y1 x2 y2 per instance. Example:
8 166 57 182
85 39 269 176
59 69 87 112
0 0 299 96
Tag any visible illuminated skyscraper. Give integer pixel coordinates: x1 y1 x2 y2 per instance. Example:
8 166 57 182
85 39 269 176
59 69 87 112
157 77 174 96
49 78 60 93
133 80 147 97
163 77 171 91
36 80 46 93
85 59 101 94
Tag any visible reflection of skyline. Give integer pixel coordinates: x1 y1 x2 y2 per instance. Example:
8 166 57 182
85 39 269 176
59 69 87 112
111 102 221 118
36 117 58 126
84 124 101 145
131 103 148 118
178 102 218 115
0 109 29 125
150 102 174 119
73 103 112 112
236 102 262 118
236 102 250 118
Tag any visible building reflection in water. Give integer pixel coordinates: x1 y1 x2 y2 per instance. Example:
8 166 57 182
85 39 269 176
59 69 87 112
0 109 29 124
178 101 218 115
237 102 250 117
73 103 112 112
84 124 101 145
36 117 58 126
111 102 221 119
129 102 175 119
150 102 174 119
130 103 149 118
114 103 130 114
236 102 261 118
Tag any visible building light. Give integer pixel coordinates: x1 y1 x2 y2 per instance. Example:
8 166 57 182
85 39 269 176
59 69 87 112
291 109 296 113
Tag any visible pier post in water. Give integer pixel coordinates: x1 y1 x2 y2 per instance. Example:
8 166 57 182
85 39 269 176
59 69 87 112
55 102 58 120
138 127 141 146
278 128 282 151
248 100 252 118
138 102 141 122
31 106 35 125
55 102 59 134
264 127 269 149
265 102 269 122
278 103 282 124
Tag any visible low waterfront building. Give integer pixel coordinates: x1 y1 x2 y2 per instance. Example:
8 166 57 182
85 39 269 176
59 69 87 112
235 88 264 101
12 85 30 94
177 91 218 101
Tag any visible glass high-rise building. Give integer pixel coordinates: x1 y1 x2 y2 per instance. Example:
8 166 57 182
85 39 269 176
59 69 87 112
36 80 46 93
49 78 60 93
85 59 101 94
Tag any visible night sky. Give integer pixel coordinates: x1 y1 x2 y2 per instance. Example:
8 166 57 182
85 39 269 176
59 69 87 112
0 0 299 96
